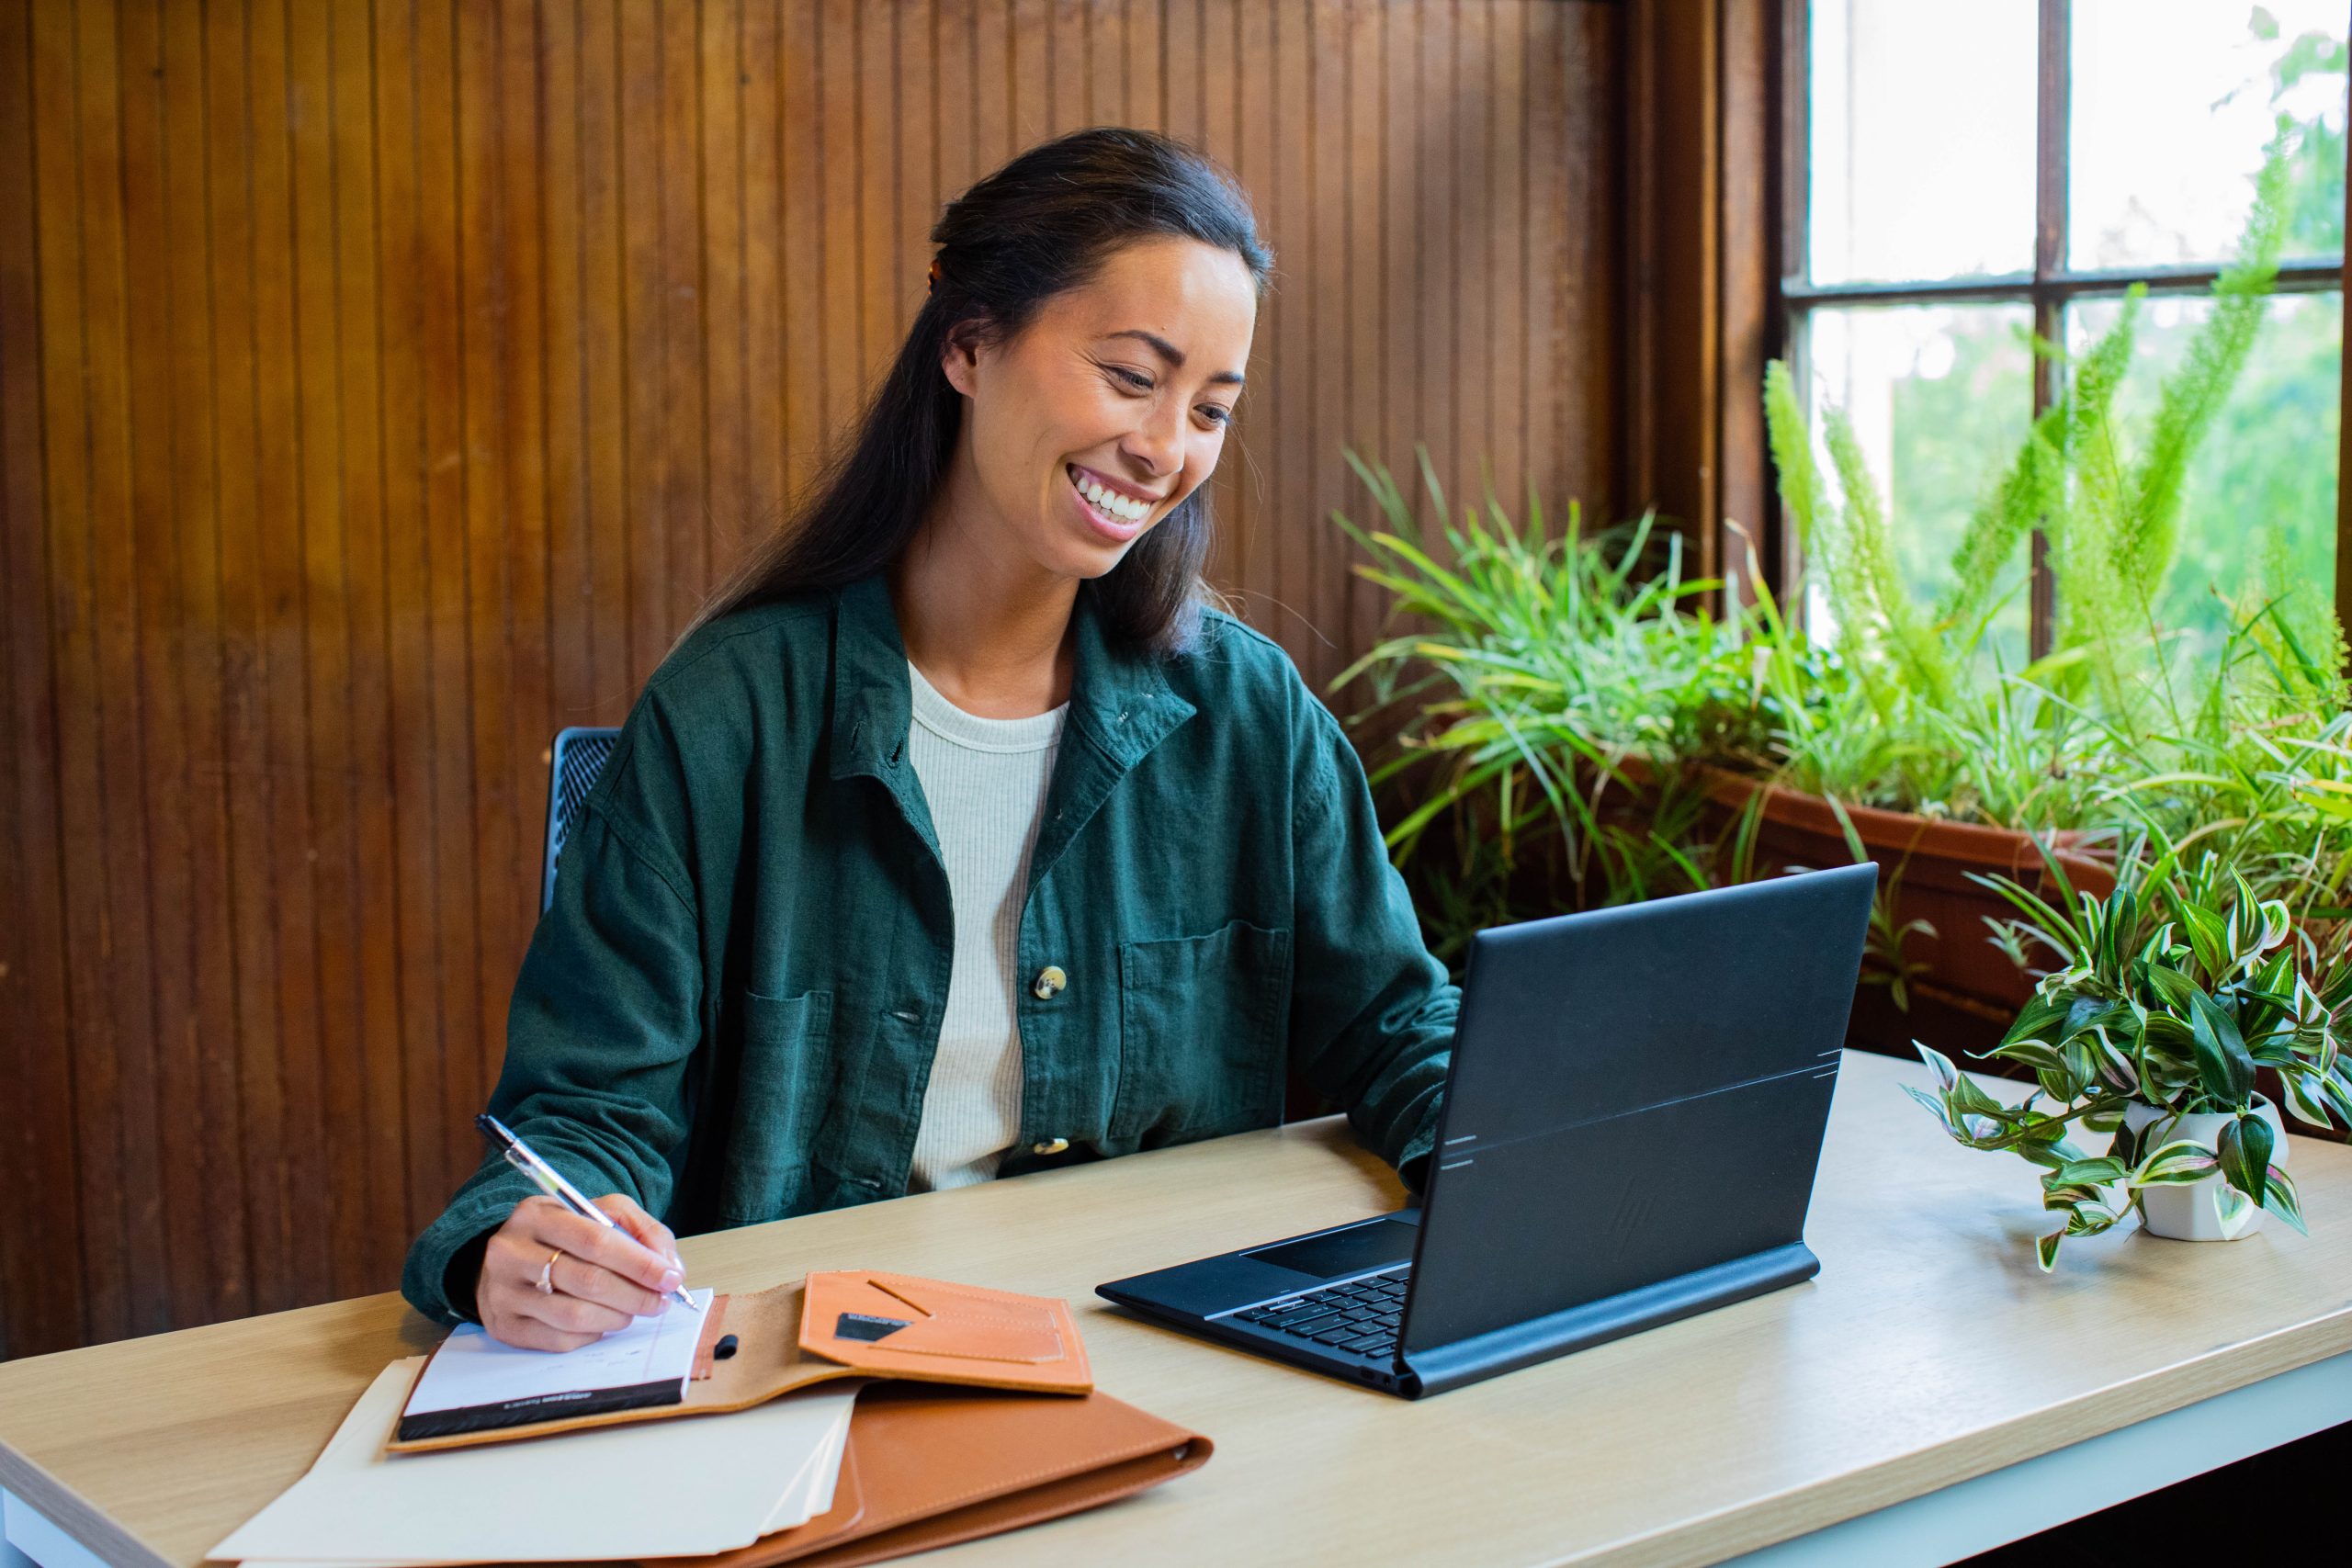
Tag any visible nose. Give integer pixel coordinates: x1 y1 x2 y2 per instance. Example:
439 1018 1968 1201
1121 397 1184 482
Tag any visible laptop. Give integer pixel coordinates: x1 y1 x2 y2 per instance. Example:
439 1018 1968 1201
1096 863 1877 1399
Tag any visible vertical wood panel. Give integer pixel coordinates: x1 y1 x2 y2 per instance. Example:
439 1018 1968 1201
0 0 1622 1359
0 0 84 1358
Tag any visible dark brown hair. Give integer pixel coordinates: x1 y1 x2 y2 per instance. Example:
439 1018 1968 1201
688 127 1273 657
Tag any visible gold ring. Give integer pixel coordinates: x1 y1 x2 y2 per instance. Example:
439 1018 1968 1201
537 1247 562 1295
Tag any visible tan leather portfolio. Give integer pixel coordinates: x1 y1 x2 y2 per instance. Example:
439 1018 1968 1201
632 1380 1214 1568
389 1271 1091 1454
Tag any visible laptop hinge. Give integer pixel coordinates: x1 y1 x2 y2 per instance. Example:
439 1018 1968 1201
1395 1242 1819 1400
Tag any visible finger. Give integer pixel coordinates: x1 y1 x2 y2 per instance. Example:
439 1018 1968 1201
550 1252 665 1320
516 1286 636 1338
595 1194 683 1269
520 1202 682 1296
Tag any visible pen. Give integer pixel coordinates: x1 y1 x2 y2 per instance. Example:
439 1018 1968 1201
475 1112 703 1314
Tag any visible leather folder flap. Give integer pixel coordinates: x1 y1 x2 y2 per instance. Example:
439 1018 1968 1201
388 1283 853 1453
649 1382 1213 1567
797 1271 1091 1392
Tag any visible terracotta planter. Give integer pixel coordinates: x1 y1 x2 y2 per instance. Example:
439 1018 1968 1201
1689 765 2117 1016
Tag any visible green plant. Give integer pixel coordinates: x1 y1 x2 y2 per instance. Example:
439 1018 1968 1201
1756 145 2293 832
1907 838 2352 1269
1328 449 1747 948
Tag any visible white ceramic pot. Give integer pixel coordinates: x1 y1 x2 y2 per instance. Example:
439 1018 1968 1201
2120 1097 2289 1242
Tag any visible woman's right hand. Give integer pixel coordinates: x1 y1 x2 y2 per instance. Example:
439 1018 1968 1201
474 1193 686 1350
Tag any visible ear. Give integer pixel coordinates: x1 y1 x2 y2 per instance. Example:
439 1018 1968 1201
940 323 983 399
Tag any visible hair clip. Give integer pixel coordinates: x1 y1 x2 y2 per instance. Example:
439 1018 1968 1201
927 257 943 295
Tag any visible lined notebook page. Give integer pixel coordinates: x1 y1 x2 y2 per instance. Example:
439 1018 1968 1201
403 1287 712 1418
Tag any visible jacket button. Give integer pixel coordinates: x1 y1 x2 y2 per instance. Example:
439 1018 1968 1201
1032 1137 1069 1156
1030 964 1067 999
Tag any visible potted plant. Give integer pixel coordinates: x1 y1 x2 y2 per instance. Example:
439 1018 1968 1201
1906 840 2352 1268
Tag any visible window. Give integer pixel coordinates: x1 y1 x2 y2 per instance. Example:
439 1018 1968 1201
1781 0 2349 659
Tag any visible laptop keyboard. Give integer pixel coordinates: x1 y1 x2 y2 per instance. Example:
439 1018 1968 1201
1229 1267 1409 1359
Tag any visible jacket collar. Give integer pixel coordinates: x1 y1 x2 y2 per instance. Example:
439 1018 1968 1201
826 571 1196 786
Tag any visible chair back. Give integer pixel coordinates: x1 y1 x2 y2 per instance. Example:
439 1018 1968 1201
543 727 621 911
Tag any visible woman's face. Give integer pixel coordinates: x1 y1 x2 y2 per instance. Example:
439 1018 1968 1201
941 235 1258 581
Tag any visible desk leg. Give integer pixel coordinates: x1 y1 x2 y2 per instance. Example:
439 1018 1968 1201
1721 1349 2352 1568
0 1489 107 1568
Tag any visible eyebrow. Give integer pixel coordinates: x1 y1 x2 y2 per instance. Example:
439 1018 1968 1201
1107 329 1246 388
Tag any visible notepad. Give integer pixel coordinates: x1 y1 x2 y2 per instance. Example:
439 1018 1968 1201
215 1354 859 1564
395 1287 712 1441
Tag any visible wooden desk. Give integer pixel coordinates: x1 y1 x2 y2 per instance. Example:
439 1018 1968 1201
4 1051 2349 1568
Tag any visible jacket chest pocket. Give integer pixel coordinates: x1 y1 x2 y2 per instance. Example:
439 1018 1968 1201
717 987 833 1225
1110 919 1293 1143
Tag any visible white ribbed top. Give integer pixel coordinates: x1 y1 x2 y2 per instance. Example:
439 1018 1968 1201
901 659 1068 1191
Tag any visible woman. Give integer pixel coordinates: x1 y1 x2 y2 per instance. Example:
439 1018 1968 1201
401 128 1458 1350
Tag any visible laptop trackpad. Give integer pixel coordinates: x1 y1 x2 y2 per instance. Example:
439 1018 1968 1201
1244 1216 1419 1280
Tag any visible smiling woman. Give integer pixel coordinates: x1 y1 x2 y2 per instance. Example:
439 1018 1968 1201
399 128 1460 1352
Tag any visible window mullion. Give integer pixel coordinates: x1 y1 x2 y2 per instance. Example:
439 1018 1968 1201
2030 0 2071 660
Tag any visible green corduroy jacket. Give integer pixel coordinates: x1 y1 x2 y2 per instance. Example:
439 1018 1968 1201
400 571 1459 1325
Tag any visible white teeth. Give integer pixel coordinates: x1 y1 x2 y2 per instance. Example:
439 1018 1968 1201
1074 468 1148 525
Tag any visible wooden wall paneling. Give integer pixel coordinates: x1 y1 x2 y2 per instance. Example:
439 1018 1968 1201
707 0 750 588
1418 1 1456 532
115 0 198 1333
457 0 519 1134
160 0 246 1331
256 0 339 1313
498 0 554 1138
780 0 823 516
1524 0 1566 514
1455 0 1492 529
816 0 858 448
895 1 936 474
55 0 151 1346
544 0 593 730
1272 2 1310 681
1307 0 1347 698
203 0 291 1320
2 0 1623 1359
1125 0 1161 130
853 4 893 448
658 0 706 632
27 0 92 1344
1193 0 1236 591
377 0 452 1240
287 0 363 1305
334 0 406 1308
1083 0 1120 128
1490 3 1528 519
1622 0 1780 593
1047 0 1084 136
418 0 489 1224
1234 0 1274 633
1340 0 1384 666
1379 0 1418 544
1159 0 1196 150
618 0 666 679
0 0 84 1359
742 0 787 538
575 0 628 718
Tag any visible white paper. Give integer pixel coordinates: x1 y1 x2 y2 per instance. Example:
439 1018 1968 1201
217 1357 861 1564
401 1288 713 1420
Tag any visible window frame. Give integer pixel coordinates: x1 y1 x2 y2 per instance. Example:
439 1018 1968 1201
1775 0 2352 656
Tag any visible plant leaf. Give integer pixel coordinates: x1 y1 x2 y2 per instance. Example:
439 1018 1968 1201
2133 1139 2222 1185
2186 987 2256 1105
2216 1113 2274 1201
2262 1165 2310 1235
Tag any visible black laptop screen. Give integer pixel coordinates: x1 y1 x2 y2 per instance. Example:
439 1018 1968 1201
1243 1217 1419 1280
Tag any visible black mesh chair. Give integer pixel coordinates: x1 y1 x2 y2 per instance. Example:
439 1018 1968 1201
542 727 621 912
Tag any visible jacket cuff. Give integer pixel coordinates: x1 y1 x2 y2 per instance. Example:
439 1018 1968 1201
400 1169 540 1326
1393 1100 1443 1194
